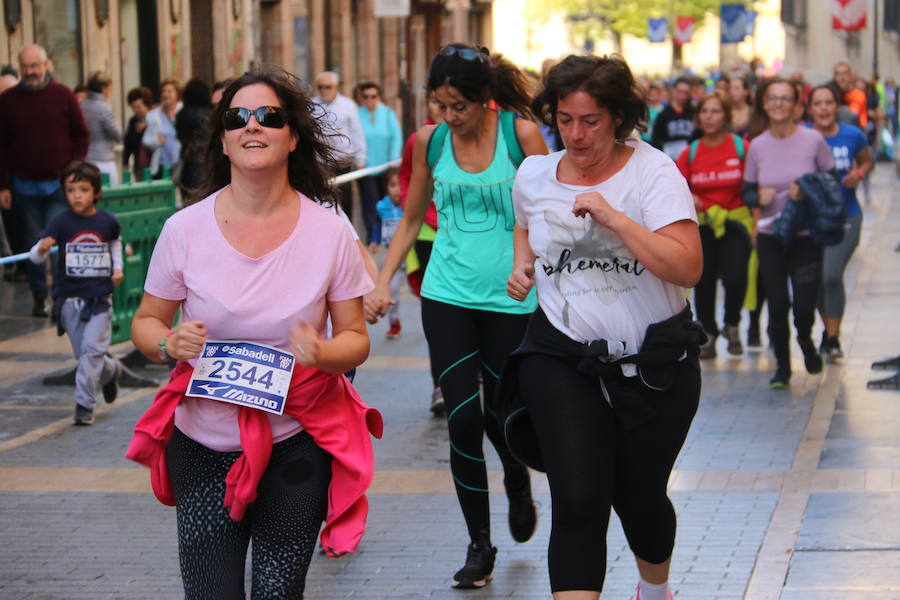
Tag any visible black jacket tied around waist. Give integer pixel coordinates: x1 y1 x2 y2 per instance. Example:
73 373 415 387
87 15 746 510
496 305 707 472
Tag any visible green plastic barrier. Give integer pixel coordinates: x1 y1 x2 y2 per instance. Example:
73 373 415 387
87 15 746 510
98 167 176 343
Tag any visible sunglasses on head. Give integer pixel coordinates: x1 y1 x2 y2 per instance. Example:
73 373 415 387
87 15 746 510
438 45 488 63
222 106 288 130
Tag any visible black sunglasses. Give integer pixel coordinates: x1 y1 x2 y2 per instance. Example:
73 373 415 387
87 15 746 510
222 106 289 130
438 45 488 63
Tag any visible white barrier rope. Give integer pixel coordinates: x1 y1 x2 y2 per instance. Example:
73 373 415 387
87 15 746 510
0 160 403 266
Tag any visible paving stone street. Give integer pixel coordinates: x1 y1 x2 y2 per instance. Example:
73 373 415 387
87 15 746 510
1 165 899 599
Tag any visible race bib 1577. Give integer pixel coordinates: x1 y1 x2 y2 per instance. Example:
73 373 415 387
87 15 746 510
65 242 111 277
187 341 295 415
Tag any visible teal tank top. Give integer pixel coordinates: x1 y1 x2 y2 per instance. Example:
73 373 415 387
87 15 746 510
421 116 537 314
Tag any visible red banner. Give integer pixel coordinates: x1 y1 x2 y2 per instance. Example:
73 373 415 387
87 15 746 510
833 0 866 31
674 16 696 46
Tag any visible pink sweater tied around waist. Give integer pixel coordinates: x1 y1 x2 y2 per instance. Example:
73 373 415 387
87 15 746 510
125 361 383 557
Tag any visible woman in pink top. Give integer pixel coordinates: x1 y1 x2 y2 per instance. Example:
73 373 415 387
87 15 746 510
742 78 835 390
131 67 374 598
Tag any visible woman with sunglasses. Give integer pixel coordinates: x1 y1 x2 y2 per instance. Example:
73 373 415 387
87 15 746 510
742 78 835 389
355 81 403 245
370 43 548 589
807 85 872 360
129 66 377 598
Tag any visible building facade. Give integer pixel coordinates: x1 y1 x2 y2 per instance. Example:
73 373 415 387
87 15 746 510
782 0 900 84
0 0 493 134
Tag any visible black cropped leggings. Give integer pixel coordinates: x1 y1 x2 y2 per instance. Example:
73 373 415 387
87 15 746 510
696 224 751 336
421 297 531 542
166 428 332 599
518 354 699 592
756 233 822 372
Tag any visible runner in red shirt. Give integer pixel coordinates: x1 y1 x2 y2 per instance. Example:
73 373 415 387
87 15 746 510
676 91 751 358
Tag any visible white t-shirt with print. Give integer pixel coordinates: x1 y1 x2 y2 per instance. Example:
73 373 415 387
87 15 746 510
513 140 697 368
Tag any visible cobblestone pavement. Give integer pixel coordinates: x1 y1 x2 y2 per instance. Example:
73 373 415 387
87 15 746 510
1 165 899 598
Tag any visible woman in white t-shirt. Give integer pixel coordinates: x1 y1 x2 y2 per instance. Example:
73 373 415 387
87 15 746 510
505 55 704 600
130 67 374 598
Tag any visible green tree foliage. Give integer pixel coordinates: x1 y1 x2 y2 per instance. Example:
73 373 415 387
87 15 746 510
525 0 722 52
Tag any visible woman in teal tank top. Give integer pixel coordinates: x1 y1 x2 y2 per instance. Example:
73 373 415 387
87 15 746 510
370 43 547 589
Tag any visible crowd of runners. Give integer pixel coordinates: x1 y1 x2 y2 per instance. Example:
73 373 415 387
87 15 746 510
1 38 899 599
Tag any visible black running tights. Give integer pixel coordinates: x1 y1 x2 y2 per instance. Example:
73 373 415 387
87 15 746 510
421 298 530 542
696 224 751 336
166 428 332 599
518 354 699 592
756 234 822 373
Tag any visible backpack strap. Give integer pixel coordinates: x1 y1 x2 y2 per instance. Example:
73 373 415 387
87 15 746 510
731 133 745 161
427 112 525 170
426 122 450 171
499 111 525 168
688 139 700 165
688 135 744 165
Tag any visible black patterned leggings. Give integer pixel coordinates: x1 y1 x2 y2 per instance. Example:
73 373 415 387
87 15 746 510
421 298 531 542
166 427 332 599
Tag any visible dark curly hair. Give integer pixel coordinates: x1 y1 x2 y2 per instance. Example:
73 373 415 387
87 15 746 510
201 65 338 205
532 54 648 141
427 43 534 119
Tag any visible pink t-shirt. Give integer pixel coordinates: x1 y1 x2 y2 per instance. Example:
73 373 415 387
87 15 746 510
144 189 374 451
743 127 834 234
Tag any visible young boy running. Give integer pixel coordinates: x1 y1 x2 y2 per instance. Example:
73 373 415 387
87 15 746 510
30 162 124 425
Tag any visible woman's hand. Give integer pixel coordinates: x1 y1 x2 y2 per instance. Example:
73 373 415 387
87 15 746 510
368 281 396 320
157 133 166 145
167 320 207 361
362 293 381 324
841 168 863 188
290 322 322 368
788 183 804 201
758 187 776 207
572 192 623 229
507 262 536 302
111 268 124 287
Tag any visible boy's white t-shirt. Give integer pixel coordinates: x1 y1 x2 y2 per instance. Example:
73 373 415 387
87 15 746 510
513 140 697 369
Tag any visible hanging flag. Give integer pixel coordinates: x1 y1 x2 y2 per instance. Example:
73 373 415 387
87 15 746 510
648 17 667 43
674 16 696 46
832 0 866 31
721 4 748 43
745 10 757 37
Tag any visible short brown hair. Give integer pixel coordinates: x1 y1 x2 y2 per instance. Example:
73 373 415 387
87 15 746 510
695 91 732 128
159 78 182 100
126 86 153 107
532 54 648 140
384 165 400 184
86 71 112 93
60 162 103 199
